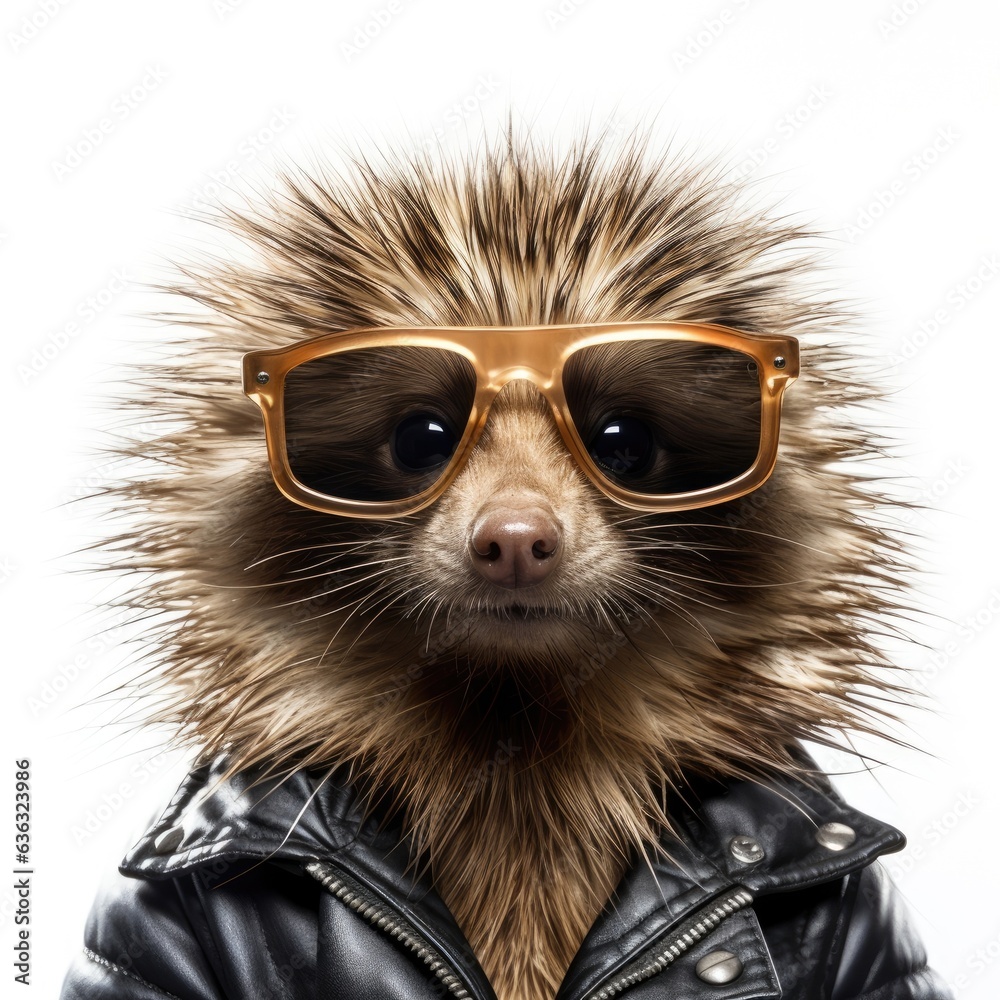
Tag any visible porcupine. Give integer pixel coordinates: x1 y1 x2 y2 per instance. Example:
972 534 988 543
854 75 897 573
62 125 951 1000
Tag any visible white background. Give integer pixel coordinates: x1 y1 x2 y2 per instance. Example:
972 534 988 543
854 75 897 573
2 0 998 996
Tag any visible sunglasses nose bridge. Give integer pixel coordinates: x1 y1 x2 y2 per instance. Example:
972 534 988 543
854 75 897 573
486 365 556 393
473 372 585 481
478 367 564 425
481 367 569 428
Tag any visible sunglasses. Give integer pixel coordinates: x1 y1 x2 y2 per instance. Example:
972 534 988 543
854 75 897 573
242 322 799 518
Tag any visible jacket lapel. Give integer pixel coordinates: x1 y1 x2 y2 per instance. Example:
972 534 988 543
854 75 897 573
120 759 904 1000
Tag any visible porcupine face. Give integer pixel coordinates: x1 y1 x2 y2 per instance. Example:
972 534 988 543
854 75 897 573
125 129 906 780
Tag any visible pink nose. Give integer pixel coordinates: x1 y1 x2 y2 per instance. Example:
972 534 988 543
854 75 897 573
469 503 562 589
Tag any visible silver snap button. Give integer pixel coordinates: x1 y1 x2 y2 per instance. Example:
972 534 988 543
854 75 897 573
815 821 856 851
728 834 765 864
695 949 744 984
153 826 183 854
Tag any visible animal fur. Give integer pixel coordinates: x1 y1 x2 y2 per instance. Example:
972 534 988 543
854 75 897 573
107 125 913 1000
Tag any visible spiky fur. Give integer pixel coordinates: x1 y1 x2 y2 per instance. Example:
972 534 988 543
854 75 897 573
107 127 913 999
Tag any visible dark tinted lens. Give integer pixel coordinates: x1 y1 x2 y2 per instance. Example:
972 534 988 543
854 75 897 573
564 340 762 495
283 347 477 502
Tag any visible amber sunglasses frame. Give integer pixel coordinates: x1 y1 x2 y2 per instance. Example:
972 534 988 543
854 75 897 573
242 321 799 519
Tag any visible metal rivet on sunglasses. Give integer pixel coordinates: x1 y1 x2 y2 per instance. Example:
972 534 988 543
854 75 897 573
256 371 270 385
774 356 786 369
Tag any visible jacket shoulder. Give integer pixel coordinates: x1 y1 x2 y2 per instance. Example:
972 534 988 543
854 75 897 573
62 868 226 999
667 767 953 1000
62 854 324 1000
830 863 953 1000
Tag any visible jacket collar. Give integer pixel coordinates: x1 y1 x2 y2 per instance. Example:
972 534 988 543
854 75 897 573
122 757 905 1000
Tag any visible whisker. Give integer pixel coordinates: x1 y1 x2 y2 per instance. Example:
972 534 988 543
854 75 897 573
244 534 402 568
337 580 432 657
213 554 411 591
618 569 728 615
270 560 410 607
644 566 826 590
604 571 718 643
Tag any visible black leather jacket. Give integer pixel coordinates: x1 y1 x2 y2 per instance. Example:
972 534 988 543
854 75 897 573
62 759 951 999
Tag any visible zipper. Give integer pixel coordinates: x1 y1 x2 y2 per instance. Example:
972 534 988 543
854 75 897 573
308 855 750 1000
306 859 476 999
582 887 754 1000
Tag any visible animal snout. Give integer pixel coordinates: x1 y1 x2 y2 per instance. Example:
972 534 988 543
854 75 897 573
469 499 562 589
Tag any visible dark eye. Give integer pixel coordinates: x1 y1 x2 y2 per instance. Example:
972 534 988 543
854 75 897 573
391 413 458 472
588 416 654 477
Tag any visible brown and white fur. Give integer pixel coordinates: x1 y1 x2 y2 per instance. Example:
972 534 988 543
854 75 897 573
109 126 912 1000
